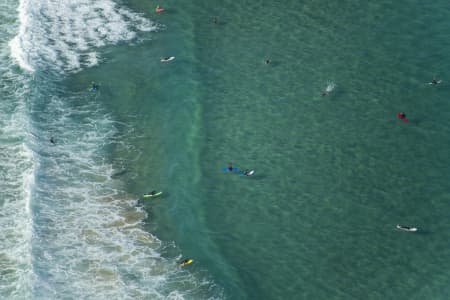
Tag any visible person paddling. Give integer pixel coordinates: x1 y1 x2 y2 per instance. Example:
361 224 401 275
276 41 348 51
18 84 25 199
155 5 164 13
396 224 417 232
178 258 193 266
397 112 408 122
160 56 174 62
143 190 162 198
429 77 442 85
228 162 234 172
91 81 99 92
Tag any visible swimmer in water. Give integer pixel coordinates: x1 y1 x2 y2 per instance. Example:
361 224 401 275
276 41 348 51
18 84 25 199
91 81 99 91
155 5 164 13
50 137 55 144
265 59 271 64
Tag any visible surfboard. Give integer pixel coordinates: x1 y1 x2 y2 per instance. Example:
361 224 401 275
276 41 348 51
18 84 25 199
143 191 162 198
239 170 255 176
428 80 442 85
223 167 239 172
396 224 417 232
161 56 175 62
178 259 193 266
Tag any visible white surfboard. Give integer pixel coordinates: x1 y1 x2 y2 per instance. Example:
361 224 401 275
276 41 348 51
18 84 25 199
240 170 255 176
161 56 175 62
396 224 417 232
428 80 442 85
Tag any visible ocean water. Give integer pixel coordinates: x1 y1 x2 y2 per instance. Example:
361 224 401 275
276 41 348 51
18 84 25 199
1 0 450 299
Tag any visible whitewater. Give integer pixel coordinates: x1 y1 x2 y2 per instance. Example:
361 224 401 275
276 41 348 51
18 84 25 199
0 0 220 299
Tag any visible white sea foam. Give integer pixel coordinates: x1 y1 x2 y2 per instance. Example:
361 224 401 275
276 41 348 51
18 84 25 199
2 0 221 297
24 93 220 299
9 0 156 73
0 72 35 298
325 81 336 93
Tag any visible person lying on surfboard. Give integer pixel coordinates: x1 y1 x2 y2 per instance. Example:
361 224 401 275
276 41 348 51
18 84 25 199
430 77 441 85
143 190 162 198
90 81 99 91
228 162 234 172
160 56 174 62
396 224 417 232
178 258 193 266
397 112 407 122
155 5 164 13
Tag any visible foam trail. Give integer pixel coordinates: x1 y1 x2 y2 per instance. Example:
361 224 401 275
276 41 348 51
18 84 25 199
9 0 157 73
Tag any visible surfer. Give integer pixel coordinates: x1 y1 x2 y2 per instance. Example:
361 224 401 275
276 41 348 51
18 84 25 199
397 224 417 232
161 56 174 62
397 112 407 122
178 259 193 266
91 81 99 91
265 59 271 65
155 5 164 13
213 16 219 24
430 77 441 85
228 163 234 172
50 137 55 144
143 190 162 198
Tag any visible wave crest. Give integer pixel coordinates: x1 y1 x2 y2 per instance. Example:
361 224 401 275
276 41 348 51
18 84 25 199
9 0 156 73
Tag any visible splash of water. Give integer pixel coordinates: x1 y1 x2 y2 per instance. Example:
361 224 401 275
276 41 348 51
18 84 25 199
325 82 336 93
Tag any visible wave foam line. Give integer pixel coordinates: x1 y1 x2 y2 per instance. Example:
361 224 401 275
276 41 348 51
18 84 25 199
25 91 221 299
0 85 35 299
9 0 157 73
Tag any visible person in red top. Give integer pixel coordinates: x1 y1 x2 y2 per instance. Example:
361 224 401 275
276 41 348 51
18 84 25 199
155 5 164 13
397 112 407 122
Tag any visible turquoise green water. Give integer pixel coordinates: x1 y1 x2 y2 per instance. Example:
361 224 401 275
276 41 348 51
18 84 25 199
70 1 450 299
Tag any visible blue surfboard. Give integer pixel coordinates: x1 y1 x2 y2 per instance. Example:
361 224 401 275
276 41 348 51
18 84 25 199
223 167 239 172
